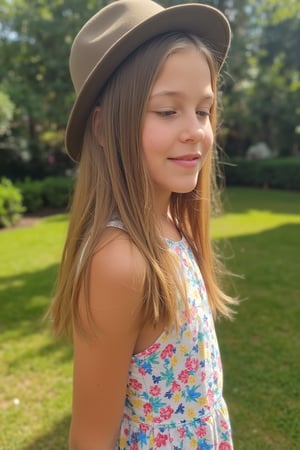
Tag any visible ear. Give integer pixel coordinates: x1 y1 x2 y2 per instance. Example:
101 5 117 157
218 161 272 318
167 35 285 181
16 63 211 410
92 106 103 145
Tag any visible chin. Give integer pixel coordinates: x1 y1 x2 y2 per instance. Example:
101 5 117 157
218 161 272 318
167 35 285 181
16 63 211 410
173 185 198 194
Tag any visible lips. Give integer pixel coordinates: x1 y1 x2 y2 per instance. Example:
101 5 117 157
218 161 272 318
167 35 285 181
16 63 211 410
168 153 200 161
167 154 201 168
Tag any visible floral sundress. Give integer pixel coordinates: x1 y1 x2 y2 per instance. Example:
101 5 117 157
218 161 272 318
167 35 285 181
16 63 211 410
111 227 233 449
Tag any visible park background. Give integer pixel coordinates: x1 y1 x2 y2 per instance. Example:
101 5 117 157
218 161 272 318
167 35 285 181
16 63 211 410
0 0 299 449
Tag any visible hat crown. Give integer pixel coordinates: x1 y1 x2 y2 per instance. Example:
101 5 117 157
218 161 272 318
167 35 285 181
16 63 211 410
70 0 164 96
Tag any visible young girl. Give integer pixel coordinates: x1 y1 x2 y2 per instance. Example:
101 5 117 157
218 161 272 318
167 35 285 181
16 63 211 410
49 0 236 448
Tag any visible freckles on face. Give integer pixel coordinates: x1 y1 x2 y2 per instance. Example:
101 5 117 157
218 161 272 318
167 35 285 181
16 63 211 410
141 45 214 200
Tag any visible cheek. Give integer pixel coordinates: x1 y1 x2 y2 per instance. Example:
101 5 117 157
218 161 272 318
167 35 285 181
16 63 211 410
203 123 214 151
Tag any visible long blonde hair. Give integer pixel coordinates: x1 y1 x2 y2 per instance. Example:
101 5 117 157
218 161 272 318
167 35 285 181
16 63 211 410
49 32 236 337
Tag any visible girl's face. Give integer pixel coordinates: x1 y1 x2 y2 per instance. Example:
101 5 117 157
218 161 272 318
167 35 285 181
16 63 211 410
142 46 214 207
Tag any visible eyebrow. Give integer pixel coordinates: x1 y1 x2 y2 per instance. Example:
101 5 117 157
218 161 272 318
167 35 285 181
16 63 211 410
150 90 214 102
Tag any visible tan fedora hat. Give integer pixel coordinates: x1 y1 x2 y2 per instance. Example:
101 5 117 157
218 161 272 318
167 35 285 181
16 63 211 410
65 0 231 162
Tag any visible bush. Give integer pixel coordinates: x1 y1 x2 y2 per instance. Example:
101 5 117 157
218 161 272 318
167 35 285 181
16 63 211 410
223 158 300 190
18 176 74 213
18 178 44 213
42 176 73 209
0 178 25 228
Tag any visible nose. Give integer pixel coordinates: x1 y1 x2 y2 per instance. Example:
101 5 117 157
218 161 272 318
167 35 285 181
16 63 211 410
179 114 205 143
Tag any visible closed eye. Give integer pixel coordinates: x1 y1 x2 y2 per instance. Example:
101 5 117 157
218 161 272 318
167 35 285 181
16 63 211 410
197 110 210 117
156 110 176 117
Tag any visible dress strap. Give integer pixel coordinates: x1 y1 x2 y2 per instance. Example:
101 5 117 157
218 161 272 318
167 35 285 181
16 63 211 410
77 220 126 275
106 219 127 232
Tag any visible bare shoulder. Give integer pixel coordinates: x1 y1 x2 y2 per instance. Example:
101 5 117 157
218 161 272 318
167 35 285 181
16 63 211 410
79 227 146 335
92 227 146 290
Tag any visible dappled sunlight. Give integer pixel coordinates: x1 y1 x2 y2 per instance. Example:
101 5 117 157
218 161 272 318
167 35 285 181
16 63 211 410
212 209 300 239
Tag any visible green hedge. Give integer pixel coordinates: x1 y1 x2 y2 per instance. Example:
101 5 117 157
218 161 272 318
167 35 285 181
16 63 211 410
0 178 25 227
223 158 300 191
18 176 74 213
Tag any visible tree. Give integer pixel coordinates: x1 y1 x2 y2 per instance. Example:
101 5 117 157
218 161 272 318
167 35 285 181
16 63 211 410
0 91 14 137
0 0 299 173
0 0 108 175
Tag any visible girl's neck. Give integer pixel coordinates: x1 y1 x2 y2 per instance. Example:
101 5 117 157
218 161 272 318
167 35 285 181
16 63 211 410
153 192 181 241
158 212 181 242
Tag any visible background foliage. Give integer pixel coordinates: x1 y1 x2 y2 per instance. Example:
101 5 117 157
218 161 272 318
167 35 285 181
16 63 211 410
0 0 300 179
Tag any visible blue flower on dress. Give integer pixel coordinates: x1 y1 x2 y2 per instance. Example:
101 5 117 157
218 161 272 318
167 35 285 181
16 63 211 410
152 375 161 384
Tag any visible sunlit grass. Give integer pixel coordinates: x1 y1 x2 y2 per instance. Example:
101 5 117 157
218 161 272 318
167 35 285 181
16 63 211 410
0 188 299 449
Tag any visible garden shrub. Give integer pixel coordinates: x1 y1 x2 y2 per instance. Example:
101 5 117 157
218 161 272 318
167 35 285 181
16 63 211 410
223 158 300 190
18 176 74 213
0 177 25 228
42 176 73 209
18 178 44 213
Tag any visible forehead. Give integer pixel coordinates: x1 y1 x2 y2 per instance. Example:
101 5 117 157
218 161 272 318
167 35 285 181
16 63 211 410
150 46 213 98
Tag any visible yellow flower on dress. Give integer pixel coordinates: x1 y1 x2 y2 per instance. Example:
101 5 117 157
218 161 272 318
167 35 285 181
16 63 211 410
132 398 143 408
187 407 196 419
188 375 196 384
179 344 188 354
190 436 198 448
173 391 181 403
145 413 153 423
184 329 192 339
171 355 178 367
198 342 205 357
197 396 208 408
119 436 126 449
161 333 168 343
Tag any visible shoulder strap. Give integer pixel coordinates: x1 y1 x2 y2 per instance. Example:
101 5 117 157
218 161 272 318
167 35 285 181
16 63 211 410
106 219 127 232
77 220 127 275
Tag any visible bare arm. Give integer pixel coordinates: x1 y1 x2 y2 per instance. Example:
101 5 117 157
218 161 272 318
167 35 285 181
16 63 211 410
69 232 145 450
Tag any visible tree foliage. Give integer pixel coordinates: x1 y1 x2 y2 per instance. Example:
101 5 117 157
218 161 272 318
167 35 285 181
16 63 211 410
0 0 299 177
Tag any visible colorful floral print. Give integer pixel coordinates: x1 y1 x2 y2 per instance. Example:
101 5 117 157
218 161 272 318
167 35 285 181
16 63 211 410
116 237 233 449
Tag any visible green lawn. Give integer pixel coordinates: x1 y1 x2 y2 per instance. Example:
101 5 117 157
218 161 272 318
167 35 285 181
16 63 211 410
0 188 299 450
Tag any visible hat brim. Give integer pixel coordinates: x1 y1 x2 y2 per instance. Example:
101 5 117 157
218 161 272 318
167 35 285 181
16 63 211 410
65 4 230 162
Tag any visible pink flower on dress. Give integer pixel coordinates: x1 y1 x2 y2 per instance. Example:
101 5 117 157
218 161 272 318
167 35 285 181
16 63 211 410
160 344 175 359
207 388 214 406
201 371 206 382
219 442 232 450
178 427 186 438
159 405 174 420
143 402 152 414
150 385 161 396
140 423 150 433
128 378 142 391
171 381 181 392
138 366 147 376
220 419 229 430
153 416 162 424
138 342 160 358
146 342 161 355
185 357 199 371
178 369 189 383
154 432 168 447
195 425 207 438
130 444 138 450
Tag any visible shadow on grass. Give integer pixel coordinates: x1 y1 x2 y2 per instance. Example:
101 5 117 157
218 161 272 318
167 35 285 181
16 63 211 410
0 263 58 333
0 262 73 363
20 414 71 450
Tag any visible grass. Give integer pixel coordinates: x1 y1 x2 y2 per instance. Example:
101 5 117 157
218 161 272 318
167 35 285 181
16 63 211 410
0 188 299 449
